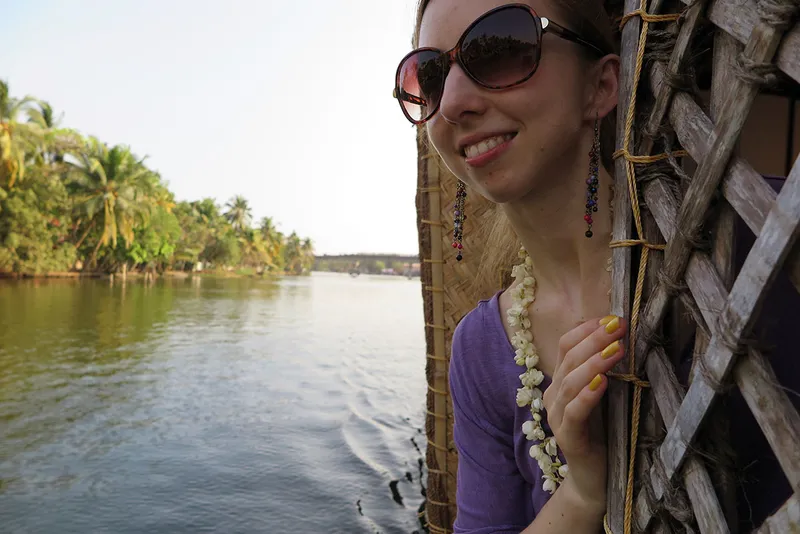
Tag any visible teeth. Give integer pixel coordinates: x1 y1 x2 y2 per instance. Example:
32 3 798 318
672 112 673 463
464 134 514 159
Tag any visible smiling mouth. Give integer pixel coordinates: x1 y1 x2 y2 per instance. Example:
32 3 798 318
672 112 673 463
462 133 517 159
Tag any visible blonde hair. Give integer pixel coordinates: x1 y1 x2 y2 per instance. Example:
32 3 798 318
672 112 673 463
412 0 619 296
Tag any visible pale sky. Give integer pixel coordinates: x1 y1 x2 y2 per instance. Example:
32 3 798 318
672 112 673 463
1 0 422 255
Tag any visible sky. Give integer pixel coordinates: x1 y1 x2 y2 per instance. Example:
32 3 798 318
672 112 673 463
0 0 422 255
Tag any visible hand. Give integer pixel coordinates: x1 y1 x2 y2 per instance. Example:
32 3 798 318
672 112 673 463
542 315 627 510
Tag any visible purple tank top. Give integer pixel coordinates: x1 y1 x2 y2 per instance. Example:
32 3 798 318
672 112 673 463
449 176 798 533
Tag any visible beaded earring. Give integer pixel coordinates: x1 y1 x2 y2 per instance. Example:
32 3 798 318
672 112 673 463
584 118 600 238
453 181 466 261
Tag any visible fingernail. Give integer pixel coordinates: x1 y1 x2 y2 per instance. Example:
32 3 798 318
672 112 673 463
604 316 621 334
589 374 604 391
602 340 622 359
599 315 617 326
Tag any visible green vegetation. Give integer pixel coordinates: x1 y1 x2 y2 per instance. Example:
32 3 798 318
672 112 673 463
0 81 314 276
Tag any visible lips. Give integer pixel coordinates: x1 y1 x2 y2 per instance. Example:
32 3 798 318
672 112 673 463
457 131 518 168
462 133 516 159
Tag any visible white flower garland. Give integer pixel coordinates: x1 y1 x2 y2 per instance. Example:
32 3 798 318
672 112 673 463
507 247 568 494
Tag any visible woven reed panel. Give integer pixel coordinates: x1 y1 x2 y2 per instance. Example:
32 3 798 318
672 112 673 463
416 129 501 533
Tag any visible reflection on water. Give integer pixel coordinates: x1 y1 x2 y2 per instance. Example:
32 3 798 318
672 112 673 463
0 273 427 534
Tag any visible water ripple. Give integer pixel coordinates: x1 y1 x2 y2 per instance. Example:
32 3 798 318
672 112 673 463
0 274 427 533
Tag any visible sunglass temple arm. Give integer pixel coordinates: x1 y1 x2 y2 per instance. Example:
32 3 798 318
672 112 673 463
393 88 427 106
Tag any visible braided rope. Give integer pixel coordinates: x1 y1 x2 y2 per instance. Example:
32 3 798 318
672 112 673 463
606 1 682 531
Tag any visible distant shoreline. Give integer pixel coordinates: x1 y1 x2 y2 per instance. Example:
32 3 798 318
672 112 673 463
0 270 299 281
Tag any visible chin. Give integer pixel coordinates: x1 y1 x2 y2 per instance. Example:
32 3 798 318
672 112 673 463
466 168 533 205
435 147 538 205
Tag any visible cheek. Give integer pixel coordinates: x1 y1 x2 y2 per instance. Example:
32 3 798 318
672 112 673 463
425 121 445 154
425 122 457 164
424 123 471 182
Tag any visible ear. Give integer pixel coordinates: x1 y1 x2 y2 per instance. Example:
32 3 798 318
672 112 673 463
585 54 620 120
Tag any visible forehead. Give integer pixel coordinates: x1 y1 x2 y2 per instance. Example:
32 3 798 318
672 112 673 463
418 0 540 49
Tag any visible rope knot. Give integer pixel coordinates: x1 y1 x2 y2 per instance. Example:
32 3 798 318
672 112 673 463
619 9 683 30
610 239 666 251
608 372 651 388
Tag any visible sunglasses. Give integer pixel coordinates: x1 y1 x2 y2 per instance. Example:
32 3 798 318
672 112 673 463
393 3 607 125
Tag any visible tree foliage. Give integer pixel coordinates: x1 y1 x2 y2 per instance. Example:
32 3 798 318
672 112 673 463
0 81 313 275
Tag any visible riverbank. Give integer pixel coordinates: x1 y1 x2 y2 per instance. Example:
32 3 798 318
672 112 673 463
0 269 295 281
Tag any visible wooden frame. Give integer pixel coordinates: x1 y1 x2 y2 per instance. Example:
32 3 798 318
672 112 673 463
607 0 800 531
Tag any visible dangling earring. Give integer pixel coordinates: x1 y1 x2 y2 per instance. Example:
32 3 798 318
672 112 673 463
453 181 466 261
584 118 600 238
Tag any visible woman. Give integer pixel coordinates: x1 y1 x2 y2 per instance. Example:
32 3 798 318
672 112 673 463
396 0 623 531
393 1 796 533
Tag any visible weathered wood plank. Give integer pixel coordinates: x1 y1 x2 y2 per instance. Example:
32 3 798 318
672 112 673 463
640 174 800 532
634 346 730 534
735 348 800 493
643 179 728 329
700 0 800 84
639 172 800 532
642 0 706 155
634 18 788 369
709 28 740 291
755 493 800 533
649 61 800 294
606 0 640 526
639 177 733 531
705 31 740 527
659 155 800 499
632 207 668 532
640 169 800 518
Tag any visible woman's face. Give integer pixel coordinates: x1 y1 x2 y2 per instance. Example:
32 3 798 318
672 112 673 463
418 0 603 205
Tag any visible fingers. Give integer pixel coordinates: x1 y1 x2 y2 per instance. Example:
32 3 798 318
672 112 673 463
558 315 627 379
557 340 624 412
561 373 608 434
548 341 625 427
556 317 608 366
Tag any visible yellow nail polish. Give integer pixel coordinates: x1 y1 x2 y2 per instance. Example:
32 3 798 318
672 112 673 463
599 315 617 326
604 316 620 334
589 374 604 391
602 340 622 359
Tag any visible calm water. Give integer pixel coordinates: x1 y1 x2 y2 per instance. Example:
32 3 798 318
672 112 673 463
0 273 428 534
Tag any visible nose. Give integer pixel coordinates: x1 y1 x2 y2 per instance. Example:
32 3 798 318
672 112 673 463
437 63 488 124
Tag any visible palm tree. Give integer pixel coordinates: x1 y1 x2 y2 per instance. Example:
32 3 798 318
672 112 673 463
26 100 81 168
283 232 305 274
0 80 44 189
190 198 221 226
300 238 315 273
239 228 269 268
259 216 284 269
224 195 252 233
67 137 155 268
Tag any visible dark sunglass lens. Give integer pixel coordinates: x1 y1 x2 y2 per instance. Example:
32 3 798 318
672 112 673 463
398 50 445 122
461 7 540 88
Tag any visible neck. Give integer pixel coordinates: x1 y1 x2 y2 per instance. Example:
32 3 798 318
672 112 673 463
503 165 613 317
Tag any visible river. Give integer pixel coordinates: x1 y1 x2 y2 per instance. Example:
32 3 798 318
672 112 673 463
0 273 429 534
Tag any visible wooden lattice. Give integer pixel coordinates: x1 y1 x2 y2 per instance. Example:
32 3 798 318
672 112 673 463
606 0 800 532
417 0 800 532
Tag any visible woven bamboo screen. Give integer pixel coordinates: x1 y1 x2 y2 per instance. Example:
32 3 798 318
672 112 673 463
417 0 800 533
416 127 503 534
